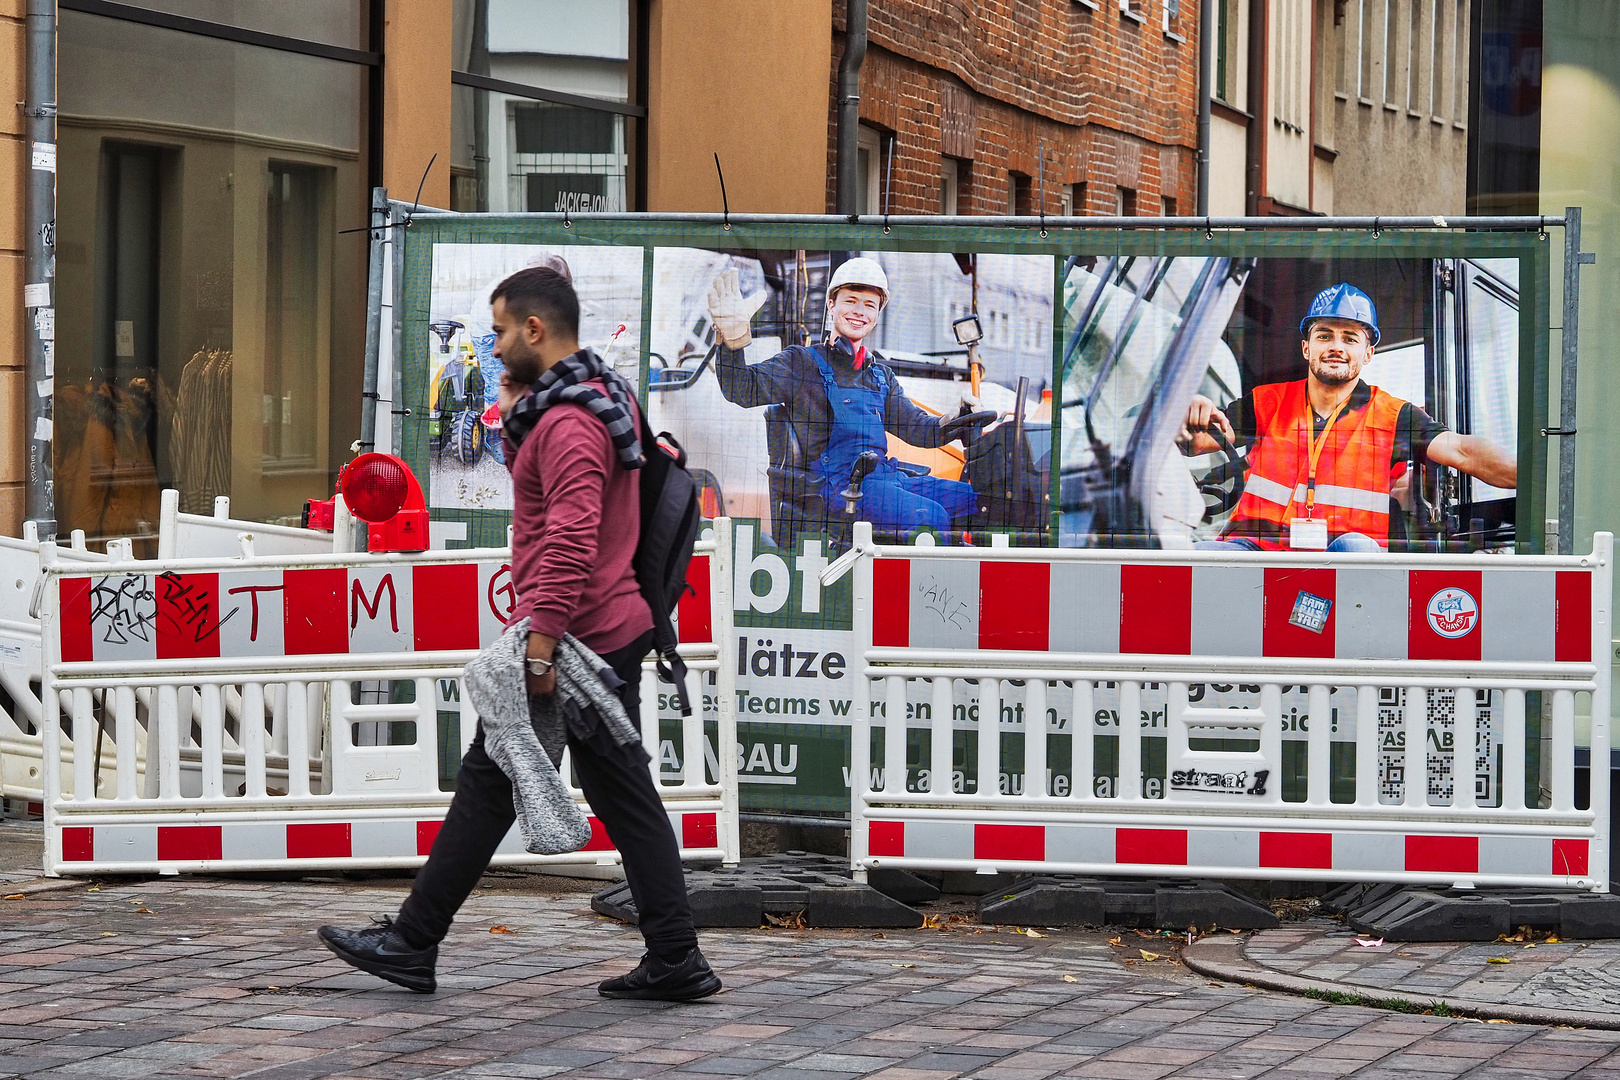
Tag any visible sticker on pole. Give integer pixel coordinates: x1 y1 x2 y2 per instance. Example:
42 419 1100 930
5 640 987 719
1426 587 1479 638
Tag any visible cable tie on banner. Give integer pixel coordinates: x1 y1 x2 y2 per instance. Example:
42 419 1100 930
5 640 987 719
714 152 731 231
360 391 380 400
391 408 412 417
883 212 891 236
1204 216 1214 242
1371 216 1381 240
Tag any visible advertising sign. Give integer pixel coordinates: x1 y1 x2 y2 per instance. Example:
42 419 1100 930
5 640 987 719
401 220 1550 813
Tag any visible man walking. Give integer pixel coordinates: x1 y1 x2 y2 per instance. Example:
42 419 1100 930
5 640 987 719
318 267 719 1002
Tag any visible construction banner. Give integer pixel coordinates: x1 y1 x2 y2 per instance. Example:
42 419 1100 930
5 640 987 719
400 218 1551 812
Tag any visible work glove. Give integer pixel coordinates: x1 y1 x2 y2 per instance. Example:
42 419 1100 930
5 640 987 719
706 268 767 350
938 409 997 441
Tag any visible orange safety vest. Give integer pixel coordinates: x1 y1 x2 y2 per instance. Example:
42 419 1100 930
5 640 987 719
1223 380 1404 550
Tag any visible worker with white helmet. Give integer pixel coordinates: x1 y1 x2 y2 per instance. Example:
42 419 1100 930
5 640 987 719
707 255 991 535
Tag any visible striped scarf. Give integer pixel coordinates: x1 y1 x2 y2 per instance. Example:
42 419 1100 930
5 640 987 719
502 348 643 468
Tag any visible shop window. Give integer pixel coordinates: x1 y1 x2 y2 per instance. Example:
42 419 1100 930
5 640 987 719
58 9 368 540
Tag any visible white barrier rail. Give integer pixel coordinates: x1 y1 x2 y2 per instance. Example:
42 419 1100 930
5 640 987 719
36 518 738 875
1 493 339 807
847 523 1613 892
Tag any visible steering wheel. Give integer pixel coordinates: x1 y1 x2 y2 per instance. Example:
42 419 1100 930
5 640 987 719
1196 424 1249 523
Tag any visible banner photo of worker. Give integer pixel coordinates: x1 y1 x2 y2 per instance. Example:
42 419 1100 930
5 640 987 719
1058 255 1523 552
646 248 1055 554
424 243 644 512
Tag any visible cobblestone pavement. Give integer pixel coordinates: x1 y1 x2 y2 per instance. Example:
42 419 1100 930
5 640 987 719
1243 924 1620 1013
5 880 1620 1079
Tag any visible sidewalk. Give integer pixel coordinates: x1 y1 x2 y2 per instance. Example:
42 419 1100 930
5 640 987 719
6 877 1620 1079
1185 921 1620 1030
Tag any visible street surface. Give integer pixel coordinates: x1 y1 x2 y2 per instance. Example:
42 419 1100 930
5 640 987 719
5 874 1620 1079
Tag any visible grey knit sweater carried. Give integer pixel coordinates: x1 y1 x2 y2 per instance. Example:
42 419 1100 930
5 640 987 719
460 618 643 855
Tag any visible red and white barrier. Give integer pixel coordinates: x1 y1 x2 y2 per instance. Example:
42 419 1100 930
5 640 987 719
848 525 1613 891
36 518 738 876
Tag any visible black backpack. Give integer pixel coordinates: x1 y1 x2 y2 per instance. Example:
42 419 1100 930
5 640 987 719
632 409 702 716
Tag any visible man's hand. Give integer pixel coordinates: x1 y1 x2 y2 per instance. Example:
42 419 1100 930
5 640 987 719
498 371 528 422
939 410 998 441
526 630 559 697
706 268 767 350
1178 394 1235 455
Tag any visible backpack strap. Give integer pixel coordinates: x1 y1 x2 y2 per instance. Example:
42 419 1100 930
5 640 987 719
640 407 694 717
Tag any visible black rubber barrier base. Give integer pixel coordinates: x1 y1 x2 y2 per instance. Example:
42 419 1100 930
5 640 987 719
592 854 927 929
979 876 1280 930
1322 882 1620 941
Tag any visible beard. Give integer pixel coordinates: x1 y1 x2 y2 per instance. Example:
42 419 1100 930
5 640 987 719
1309 355 1359 386
501 339 542 386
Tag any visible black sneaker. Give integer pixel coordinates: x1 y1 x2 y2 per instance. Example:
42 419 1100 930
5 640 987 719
598 947 721 1001
317 918 437 994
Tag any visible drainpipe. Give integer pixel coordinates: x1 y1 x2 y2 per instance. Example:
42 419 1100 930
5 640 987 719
25 0 56 540
835 0 868 216
1196 0 1212 215
1244 0 1265 216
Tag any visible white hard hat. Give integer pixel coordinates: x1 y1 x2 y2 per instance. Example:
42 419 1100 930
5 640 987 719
827 257 889 306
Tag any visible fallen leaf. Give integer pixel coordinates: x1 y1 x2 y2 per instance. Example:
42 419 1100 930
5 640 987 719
1123 959 1137 966
1546 936 1562 944
872 932 886 939
1139 950 1161 961
2 894 24 901
1062 974 1078 983
488 925 515 934
1487 957 1511 964
891 963 915 968
1021 928 1044 938
1353 937 1383 948
87 886 100 892
1108 936 1123 947
1486 1018 1514 1023
134 908 154 914
101 932 115 937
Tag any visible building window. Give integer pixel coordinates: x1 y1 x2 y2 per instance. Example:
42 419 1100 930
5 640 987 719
1071 182 1088 215
1118 187 1138 215
1009 171 1032 216
58 5 370 539
451 0 639 212
1216 0 1230 102
941 157 960 214
1162 195 1178 216
857 125 882 214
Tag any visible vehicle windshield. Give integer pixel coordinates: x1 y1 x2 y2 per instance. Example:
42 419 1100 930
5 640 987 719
1060 256 1242 470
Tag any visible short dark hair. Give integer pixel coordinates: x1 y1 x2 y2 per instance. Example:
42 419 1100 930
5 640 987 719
490 266 579 338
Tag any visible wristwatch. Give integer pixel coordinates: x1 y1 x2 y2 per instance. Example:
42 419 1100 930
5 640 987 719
526 657 554 677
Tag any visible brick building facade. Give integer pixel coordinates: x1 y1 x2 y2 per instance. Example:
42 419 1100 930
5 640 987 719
828 0 1200 217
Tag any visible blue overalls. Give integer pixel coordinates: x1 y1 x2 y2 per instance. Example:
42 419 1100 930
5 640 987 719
809 346 978 534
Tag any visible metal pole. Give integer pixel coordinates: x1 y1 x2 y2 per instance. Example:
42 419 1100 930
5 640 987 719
24 0 56 540
1197 0 1213 215
358 187 387 455
395 210 1561 230
390 204 408 456
1558 206 1597 555
835 0 868 216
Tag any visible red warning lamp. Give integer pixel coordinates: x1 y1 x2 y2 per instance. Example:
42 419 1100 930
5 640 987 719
302 453 429 553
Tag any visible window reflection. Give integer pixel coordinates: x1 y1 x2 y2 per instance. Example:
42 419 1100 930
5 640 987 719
57 10 367 545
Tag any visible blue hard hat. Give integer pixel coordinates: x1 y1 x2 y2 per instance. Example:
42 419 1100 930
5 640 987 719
1299 283 1380 346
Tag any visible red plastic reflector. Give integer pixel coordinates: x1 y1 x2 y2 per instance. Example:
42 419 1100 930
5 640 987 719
341 454 410 523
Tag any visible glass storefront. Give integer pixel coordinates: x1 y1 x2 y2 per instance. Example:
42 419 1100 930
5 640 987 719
1473 1 1620 721
450 0 636 213
55 7 370 544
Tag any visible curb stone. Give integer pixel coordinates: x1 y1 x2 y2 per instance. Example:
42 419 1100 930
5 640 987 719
1182 934 1620 1030
0 876 90 898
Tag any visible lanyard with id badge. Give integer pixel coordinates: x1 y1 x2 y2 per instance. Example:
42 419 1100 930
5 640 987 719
1288 404 1342 550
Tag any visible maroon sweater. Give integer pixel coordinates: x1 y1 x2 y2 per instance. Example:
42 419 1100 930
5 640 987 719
504 380 652 654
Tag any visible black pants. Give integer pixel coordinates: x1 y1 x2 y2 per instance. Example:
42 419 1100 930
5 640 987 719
396 631 698 957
